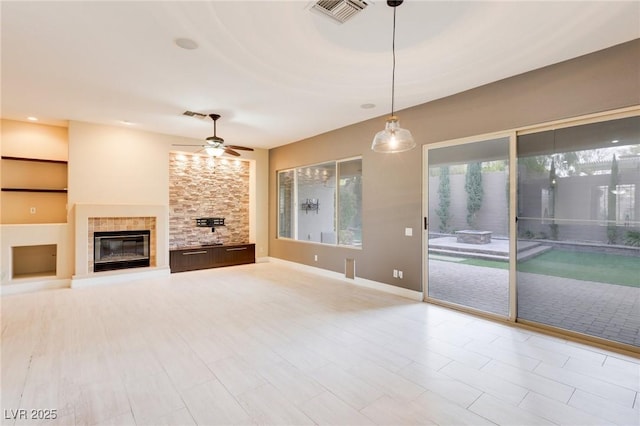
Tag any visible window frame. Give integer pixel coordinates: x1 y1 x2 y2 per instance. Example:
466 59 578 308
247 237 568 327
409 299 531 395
276 156 362 249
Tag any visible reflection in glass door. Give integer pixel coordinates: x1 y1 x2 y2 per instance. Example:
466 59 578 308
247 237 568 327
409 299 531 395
425 136 512 317
517 116 640 347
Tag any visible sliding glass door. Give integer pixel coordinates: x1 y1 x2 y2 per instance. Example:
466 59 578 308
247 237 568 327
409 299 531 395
424 113 639 349
516 116 640 347
425 136 513 318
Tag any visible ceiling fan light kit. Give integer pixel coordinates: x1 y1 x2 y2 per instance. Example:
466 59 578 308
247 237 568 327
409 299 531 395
371 0 416 154
204 147 225 157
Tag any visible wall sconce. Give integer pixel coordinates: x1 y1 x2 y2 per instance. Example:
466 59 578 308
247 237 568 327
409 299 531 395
301 199 319 214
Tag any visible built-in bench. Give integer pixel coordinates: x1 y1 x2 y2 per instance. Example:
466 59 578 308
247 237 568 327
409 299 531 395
456 230 492 244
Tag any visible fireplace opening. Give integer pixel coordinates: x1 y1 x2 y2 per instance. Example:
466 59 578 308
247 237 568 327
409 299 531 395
94 230 150 272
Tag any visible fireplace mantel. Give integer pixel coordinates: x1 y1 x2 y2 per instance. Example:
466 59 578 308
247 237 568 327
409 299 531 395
72 203 170 288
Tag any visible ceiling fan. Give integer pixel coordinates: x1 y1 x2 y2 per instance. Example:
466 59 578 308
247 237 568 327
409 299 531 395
173 112 254 157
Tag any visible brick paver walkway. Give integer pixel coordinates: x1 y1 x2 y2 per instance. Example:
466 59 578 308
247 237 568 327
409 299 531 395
428 259 640 347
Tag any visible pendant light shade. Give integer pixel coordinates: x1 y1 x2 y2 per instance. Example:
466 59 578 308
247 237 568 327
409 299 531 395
371 115 415 153
371 0 415 154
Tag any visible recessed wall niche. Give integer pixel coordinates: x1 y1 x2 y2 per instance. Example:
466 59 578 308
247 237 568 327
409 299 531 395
12 244 57 279
169 153 250 249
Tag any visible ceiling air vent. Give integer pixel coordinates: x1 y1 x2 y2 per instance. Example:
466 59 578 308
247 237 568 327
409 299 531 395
311 0 368 24
182 110 207 118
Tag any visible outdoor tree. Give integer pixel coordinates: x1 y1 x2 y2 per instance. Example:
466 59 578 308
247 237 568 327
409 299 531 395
607 154 619 244
339 177 358 244
548 159 558 240
465 162 483 229
436 166 452 232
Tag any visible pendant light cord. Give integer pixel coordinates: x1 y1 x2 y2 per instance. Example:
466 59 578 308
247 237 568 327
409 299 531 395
391 5 397 116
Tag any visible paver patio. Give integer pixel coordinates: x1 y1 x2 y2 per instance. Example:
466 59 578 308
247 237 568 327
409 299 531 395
427 259 640 347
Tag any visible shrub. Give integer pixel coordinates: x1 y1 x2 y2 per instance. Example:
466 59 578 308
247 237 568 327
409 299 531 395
607 154 619 244
436 166 452 232
465 162 483 229
624 230 640 247
519 229 535 239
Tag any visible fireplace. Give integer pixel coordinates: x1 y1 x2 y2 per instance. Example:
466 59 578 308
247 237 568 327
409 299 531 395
94 230 150 272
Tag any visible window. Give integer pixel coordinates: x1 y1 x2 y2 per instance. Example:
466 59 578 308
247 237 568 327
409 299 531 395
277 170 294 238
616 184 635 225
297 162 336 243
277 158 362 247
338 159 362 246
596 184 636 225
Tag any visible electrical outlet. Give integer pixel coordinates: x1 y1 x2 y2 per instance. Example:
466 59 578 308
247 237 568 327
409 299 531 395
314 254 318 262
393 269 398 278
398 270 403 279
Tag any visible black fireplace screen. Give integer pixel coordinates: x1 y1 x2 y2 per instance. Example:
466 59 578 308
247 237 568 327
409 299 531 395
94 230 150 272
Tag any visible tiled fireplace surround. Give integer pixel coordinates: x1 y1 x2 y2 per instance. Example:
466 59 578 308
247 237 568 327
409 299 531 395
88 217 157 271
72 203 170 287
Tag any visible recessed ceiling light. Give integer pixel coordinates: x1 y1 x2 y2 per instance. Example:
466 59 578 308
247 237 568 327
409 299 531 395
119 120 134 125
611 139 619 144
175 38 198 50
360 103 376 109
27 116 38 121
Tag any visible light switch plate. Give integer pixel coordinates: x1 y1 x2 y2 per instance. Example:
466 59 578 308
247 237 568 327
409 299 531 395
405 227 413 236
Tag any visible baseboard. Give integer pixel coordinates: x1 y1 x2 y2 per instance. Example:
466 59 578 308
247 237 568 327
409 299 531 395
256 256 270 263
71 266 171 289
1 278 71 296
267 257 423 301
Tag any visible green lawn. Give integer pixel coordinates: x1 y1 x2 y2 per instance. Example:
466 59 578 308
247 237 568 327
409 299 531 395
460 249 640 288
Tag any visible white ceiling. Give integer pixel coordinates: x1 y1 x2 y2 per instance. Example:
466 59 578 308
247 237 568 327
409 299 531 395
2 1 639 149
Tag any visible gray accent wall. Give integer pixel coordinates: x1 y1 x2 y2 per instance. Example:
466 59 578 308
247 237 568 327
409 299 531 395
268 40 640 292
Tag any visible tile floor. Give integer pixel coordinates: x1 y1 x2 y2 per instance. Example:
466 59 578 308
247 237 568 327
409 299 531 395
1 262 639 425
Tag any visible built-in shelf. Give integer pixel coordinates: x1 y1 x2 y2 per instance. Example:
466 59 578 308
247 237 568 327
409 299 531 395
1 123 69 224
1 188 68 193
1 156 68 164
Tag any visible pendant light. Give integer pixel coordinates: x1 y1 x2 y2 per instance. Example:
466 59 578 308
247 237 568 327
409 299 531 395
371 0 415 153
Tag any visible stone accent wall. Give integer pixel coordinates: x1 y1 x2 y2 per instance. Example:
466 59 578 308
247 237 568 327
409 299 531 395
169 153 250 249
88 217 156 271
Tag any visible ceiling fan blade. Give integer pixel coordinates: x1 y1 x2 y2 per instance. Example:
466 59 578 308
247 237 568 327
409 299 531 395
224 148 241 157
226 145 254 151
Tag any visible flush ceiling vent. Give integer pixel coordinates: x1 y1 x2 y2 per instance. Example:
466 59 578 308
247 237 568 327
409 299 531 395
182 110 207 118
311 0 369 24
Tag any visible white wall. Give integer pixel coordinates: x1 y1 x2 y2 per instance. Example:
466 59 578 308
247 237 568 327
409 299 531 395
68 121 269 262
68 122 173 206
